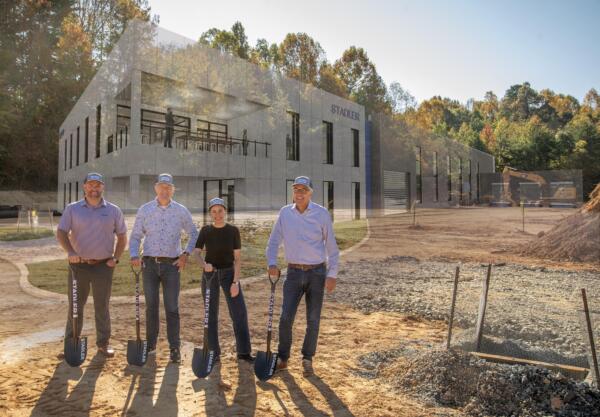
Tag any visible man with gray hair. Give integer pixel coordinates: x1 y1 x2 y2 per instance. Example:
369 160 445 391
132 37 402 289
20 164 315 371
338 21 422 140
56 172 127 359
130 173 198 363
266 175 339 377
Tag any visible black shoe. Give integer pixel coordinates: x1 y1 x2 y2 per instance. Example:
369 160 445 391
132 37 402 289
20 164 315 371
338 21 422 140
237 353 255 363
170 348 181 363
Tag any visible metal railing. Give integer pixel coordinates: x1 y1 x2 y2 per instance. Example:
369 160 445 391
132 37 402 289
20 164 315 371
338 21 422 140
141 122 270 157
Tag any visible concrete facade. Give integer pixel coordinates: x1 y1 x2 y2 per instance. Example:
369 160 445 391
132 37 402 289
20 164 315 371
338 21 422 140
58 20 366 220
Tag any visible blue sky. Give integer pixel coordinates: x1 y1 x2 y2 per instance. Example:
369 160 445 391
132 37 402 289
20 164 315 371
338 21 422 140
149 0 600 104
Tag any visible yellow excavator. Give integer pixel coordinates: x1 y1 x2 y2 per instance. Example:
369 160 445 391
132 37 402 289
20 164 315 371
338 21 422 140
501 167 577 207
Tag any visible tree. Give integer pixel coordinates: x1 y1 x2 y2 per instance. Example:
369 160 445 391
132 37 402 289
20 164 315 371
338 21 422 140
316 63 347 98
278 33 325 85
199 21 250 59
333 46 390 112
388 81 416 114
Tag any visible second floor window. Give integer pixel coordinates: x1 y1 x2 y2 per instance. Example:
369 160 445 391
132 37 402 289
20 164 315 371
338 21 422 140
286 111 299 161
322 121 333 164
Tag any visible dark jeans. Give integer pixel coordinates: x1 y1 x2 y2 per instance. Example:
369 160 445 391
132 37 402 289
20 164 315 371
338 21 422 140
201 267 252 357
164 128 173 148
65 263 114 348
277 265 326 361
143 258 181 349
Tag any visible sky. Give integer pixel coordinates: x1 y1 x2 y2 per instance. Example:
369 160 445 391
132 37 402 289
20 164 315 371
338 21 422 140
148 0 600 104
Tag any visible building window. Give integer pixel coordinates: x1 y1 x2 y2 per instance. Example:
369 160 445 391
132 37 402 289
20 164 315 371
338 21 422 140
476 162 480 202
69 133 73 169
76 126 80 166
107 135 113 154
323 181 334 220
64 139 67 171
117 105 130 149
63 183 66 208
68 182 72 203
84 117 89 163
352 128 359 167
415 146 422 203
286 111 300 161
322 121 333 164
447 155 452 201
95 104 101 158
75 181 78 201
458 158 463 203
352 182 360 220
286 179 294 205
433 151 439 202
468 160 472 203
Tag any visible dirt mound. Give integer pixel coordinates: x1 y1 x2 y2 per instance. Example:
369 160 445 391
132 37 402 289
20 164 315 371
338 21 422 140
359 348 600 416
583 183 600 213
519 210 600 262
519 183 600 263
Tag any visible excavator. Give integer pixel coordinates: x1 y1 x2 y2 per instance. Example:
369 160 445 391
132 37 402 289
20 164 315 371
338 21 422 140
500 167 577 207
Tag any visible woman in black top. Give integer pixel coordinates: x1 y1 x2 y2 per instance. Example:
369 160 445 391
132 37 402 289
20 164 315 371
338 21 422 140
194 197 253 362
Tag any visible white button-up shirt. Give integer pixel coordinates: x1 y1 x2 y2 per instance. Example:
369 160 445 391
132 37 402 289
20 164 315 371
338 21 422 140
266 201 340 278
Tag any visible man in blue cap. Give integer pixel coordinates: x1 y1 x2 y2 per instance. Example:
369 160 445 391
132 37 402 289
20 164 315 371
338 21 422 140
56 172 128 359
266 175 339 377
130 173 198 363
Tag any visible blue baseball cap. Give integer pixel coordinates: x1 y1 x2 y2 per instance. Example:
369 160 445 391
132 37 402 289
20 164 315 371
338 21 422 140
156 173 174 186
84 172 104 184
208 197 226 210
292 176 312 190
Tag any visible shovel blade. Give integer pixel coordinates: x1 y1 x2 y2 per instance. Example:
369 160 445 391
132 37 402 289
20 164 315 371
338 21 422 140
64 336 87 367
126 339 148 367
254 350 278 381
192 347 216 378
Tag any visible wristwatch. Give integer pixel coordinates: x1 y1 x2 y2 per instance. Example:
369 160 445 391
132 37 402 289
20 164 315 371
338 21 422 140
111 256 119 264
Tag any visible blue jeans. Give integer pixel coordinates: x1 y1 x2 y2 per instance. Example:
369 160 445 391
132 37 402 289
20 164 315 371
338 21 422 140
277 265 326 361
201 267 252 357
143 258 181 349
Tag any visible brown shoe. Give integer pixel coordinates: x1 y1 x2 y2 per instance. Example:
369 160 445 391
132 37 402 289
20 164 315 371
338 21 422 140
98 346 115 358
275 359 288 372
302 359 314 377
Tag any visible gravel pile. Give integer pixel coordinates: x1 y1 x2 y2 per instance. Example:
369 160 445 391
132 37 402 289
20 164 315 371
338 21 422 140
357 348 600 416
333 257 600 364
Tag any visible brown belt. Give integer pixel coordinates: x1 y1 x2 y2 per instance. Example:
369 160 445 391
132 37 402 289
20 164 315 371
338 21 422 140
288 262 325 271
143 256 179 264
79 258 111 265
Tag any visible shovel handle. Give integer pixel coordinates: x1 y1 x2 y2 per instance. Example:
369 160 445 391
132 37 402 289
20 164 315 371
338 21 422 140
69 265 79 341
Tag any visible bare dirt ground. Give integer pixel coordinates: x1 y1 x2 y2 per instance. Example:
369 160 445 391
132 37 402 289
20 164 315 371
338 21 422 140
0 206 597 417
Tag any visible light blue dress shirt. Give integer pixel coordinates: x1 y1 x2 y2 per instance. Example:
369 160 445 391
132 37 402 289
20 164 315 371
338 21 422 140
129 199 198 258
266 201 340 278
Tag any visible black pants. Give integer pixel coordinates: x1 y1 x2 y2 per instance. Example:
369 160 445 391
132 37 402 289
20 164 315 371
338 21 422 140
65 263 114 348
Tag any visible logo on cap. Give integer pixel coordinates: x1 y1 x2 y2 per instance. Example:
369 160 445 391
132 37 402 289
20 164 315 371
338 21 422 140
85 173 104 183
208 197 226 210
157 173 174 185
293 176 312 189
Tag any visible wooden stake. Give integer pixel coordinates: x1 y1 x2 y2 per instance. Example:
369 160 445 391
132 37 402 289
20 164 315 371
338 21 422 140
447 265 460 349
581 288 600 386
475 263 492 351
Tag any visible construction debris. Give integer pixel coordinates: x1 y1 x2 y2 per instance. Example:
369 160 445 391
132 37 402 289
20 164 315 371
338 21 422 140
358 348 600 416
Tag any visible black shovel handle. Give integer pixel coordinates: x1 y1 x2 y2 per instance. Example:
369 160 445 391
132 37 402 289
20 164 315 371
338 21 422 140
265 271 281 354
69 264 79 342
201 271 216 351
131 265 143 342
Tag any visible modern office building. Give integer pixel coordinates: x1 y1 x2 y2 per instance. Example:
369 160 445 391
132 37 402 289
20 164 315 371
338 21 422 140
58 19 495 220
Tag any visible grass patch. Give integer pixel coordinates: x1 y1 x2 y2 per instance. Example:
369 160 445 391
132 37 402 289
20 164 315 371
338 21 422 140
27 219 367 296
0 227 55 241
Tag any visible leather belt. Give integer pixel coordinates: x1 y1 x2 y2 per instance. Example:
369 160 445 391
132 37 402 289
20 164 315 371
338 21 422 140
80 258 111 265
288 262 325 271
143 256 179 263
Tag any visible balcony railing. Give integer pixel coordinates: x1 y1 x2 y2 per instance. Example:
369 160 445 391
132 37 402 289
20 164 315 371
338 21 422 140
141 123 270 157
